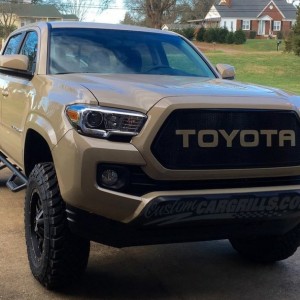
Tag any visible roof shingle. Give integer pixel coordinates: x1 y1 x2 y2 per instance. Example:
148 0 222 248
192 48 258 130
10 4 62 18
214 0 297 19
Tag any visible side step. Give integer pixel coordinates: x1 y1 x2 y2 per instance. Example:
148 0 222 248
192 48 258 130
0 153 28 192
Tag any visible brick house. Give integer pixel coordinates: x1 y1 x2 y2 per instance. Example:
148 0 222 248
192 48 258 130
204 0 297 37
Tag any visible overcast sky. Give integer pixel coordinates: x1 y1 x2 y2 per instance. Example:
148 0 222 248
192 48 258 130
89 0 126 24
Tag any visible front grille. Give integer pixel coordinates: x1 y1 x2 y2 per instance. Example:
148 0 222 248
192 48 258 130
151 109 300 170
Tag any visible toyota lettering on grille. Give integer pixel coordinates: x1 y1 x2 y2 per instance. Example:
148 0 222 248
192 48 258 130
175 129 296 148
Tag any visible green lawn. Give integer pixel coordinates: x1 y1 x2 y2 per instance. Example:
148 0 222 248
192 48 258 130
200 40 300 95
241 39 283 52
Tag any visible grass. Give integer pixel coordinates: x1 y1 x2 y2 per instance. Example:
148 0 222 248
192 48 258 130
197 40 300 95
240 39 282 52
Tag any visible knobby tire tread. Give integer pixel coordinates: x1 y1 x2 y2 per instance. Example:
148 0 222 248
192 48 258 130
25 163 90 289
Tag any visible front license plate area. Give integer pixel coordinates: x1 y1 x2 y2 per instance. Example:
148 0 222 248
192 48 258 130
138 190 300 227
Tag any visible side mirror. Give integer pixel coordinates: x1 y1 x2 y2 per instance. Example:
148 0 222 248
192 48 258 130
0 54 29 72
216 63 235 80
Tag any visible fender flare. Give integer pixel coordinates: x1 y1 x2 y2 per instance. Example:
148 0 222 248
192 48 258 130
24 113 63 151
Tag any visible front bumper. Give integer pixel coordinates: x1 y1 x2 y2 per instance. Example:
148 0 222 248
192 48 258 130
66 188 300 247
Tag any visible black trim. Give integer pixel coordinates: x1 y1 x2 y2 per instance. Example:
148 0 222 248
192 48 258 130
19 30 39 74
66 203 300 248
46 22 52 75
0 67 33 79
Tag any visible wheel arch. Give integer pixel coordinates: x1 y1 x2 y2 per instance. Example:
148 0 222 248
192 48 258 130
24 113 65 176
24 129 53 177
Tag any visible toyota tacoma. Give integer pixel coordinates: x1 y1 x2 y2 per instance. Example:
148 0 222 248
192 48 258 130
0 22 300 289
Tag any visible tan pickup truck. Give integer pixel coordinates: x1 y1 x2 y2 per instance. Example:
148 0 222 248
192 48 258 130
1 21 300 290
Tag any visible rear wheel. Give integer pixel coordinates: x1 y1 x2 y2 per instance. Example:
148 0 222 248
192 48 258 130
230 225 300 263
24 163 90 289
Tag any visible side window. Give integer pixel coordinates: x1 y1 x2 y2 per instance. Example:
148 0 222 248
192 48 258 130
162 42 199 75
20 31 38 72
3 34 23 55
161 41 214 77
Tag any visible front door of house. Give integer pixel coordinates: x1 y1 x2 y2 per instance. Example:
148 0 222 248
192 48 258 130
258 21 265 35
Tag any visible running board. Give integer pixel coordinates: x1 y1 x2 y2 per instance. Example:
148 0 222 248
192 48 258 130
0 153 28 192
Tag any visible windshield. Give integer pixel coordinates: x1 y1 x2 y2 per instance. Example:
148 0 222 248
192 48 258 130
49 28 215 78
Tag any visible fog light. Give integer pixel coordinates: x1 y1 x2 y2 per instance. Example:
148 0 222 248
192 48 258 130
101 169 119 186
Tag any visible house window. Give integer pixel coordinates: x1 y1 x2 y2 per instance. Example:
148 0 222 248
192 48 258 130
224 21 227 28
242 20 250 30
273 21 281 31
231 21 233 31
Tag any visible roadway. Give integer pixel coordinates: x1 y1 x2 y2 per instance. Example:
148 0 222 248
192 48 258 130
1 168 300 299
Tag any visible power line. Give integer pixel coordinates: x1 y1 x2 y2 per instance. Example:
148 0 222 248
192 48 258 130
0 1 297 15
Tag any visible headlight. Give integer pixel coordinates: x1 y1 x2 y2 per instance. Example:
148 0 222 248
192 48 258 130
66 104 147 139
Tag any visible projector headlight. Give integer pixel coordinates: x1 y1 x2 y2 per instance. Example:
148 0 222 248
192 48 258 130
66 104 147 139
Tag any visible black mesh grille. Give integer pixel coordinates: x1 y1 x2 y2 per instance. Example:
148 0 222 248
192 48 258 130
151 109 300 170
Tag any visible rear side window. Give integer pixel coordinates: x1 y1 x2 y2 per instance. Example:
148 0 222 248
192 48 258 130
20 31 38 72
3 34 23 55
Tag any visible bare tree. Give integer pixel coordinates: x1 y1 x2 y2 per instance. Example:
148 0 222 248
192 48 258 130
189 0 214 19
146 0 177 28
125 0 179 29
124 0 214 28
0 1 18 38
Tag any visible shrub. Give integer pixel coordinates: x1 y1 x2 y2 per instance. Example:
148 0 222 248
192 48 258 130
284 31 294 52
292 6 300 56
293 35 300 56
173 27 196 40
181 27 196 40
171 29 182 35
196 27 206 42
218 27 229 43
201 27 247 45
234 29 247 44
284 6 300 56
203 27 218 43
226 32 235 44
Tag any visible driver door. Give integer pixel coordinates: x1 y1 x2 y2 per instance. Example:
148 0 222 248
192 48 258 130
0 31 38 166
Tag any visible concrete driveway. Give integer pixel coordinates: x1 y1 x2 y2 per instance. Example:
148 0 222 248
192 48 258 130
1 168 300 299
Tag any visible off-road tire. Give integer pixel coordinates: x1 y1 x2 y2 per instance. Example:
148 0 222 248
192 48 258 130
24 163 90 289
230 225 300 263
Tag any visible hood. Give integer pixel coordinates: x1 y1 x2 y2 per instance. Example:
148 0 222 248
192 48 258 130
58 73 297 113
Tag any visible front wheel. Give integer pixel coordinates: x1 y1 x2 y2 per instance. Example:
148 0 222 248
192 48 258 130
229 225 300 263
24 163 90 289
